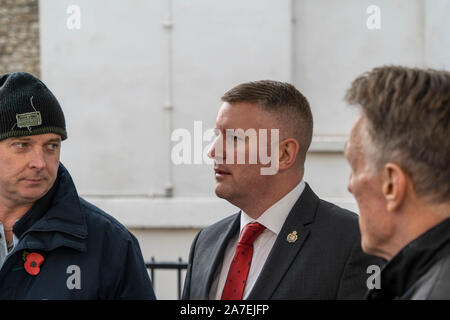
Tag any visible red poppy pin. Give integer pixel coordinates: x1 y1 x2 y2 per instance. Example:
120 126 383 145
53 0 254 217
22 251 45 276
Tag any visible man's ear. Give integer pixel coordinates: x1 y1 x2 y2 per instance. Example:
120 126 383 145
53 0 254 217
278 138 300 171
382 163 408 212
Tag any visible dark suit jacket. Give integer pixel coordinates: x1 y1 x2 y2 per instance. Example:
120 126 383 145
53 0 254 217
182 183 384 300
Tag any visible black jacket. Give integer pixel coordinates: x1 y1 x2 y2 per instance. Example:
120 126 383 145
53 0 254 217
367 218 450 300
183 183 384 299
0 164 156 300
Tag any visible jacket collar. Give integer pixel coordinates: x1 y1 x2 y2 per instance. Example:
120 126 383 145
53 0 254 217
247 182 318 299
367 218 450 299
199 213 241 299
12 163 88 253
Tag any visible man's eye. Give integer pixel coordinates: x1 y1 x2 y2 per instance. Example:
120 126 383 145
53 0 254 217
47 144 59 151
226 134 238 143
14 143 27 149
233 135 244 142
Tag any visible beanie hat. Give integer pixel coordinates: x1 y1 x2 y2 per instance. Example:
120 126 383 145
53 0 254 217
0 72 67 142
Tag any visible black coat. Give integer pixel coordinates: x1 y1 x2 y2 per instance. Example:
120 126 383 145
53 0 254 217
367 218 450 300
183 183 384 299
0 164 156 300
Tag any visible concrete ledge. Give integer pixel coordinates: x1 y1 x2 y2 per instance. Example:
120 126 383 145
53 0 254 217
84 196 358 229
309 136 347 153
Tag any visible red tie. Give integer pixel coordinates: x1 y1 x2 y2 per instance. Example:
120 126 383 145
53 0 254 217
221 222 266 300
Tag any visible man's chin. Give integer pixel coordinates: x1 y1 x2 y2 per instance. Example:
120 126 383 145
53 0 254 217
19 186 52 203
361 237 385 258
214 183 233 201
214 187 227 200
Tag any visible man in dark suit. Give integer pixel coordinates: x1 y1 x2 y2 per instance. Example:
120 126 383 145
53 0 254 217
182 80 382 300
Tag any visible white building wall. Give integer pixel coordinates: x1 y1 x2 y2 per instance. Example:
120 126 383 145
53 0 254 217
39 0 450 299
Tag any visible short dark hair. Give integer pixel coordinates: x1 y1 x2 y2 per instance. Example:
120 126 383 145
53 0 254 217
345 65 450 204
221 80 313 165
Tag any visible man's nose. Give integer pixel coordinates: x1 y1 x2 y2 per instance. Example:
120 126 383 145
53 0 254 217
208 136 225 160
28 148 46 170
207 143 215 159
347 173 353 194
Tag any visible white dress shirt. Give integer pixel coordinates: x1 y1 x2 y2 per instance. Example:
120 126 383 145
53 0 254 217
209 180 306 300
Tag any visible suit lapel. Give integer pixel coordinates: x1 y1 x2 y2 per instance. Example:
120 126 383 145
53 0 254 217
196 212 241 299
247 184 319 299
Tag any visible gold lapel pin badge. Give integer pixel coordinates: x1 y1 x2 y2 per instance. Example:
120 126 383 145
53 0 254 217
286 231 298 243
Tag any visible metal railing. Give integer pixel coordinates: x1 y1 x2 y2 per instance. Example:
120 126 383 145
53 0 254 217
145 257 188 299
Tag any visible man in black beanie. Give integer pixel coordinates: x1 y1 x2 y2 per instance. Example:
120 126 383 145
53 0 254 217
0 72 156 299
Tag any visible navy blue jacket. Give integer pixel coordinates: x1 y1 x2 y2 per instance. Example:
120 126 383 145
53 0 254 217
0 164 156 300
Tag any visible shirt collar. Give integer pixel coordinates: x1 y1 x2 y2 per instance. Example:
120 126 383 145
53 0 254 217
240 180 306 235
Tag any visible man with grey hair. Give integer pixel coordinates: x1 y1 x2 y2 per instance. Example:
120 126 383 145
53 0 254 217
344 65 450 299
